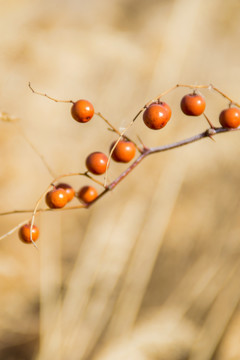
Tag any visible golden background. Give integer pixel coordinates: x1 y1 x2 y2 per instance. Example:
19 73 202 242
0 0 240 359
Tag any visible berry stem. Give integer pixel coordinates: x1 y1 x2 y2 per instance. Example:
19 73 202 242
28 82 74 104
203 113 215 129
95 112 121 136
89 126 240 206
84 171 106 187
13 123 56 178
0 125 239 242
0 219 30 241
1 84 240 244
96 112 142 153
0 125 239 215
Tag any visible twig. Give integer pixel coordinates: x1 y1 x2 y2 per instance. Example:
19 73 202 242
28 82 74 104
13 123 56 178
1 84 239 244
0 125 239 220
0 220 30 241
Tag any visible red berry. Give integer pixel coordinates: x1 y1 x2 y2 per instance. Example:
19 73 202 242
152 101 172 122
71 100 94 123
180 93 206 116
110 140 136 163
219 107 240 128
19 224 40 244
45 188 68 209
86 152 108 175
143 104 170 130
55 183 75 202
78 185 98 204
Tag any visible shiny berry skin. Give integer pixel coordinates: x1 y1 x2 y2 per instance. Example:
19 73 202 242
219 107 240 128
110 140 136 163
45 188 68 209
86 152 108 175
143 104 169 130
19 224 40 244
152 101 172 122
55 183 75 202
71 100 94 123
180 93 206 116
78 185 98 204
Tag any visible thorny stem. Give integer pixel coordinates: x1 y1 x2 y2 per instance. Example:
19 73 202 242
103 127 239 192
1 125 238 218
80 126 240 209
1 83 240 244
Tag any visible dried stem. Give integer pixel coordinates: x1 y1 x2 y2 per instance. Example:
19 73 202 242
29 171 94 245
13 123 56 178
1 83 239 244
84 171 106 187
96 112 142 153
1 125 236 218
28 82 74 104
95 112 122 136
0 219 30 241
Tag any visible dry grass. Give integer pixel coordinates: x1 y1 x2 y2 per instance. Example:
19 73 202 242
0 0 240 359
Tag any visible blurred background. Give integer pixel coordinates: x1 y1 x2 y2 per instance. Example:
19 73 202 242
0 0 240 359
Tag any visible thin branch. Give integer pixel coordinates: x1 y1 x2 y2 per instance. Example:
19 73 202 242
13 123 56 178
1 108 56 177
95 112 142 153
0 205 86 217
101 83 240 186
84 171 106 187
1 84 239 244
95 112 121 136
28 82 74 104
0 220 29 241
210 84 240 107
28 171 93 245
0 125 239 218
102 126 240 192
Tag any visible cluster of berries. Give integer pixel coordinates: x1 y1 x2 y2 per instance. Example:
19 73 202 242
18 91 240 244
143 93 240 130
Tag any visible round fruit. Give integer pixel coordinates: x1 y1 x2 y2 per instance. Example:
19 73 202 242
19 224 39 244
143 104 169 130
86 152 108 175
180 93 206 116
71 99 94 123
55 183 75 202
45 188 68 209
219 107 240 128
152 101 172 122
78 185 98 204
110 140 136 163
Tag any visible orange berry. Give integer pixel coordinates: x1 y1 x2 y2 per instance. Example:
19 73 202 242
86 152 108 175
71 99 94 123
143 104 170 130
152 101 172 122
78 185 98 204
180 93 206 116
110 140 136 163
55 183 75 202
219 107 240 128
19 224 40 244
45 188 68 209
